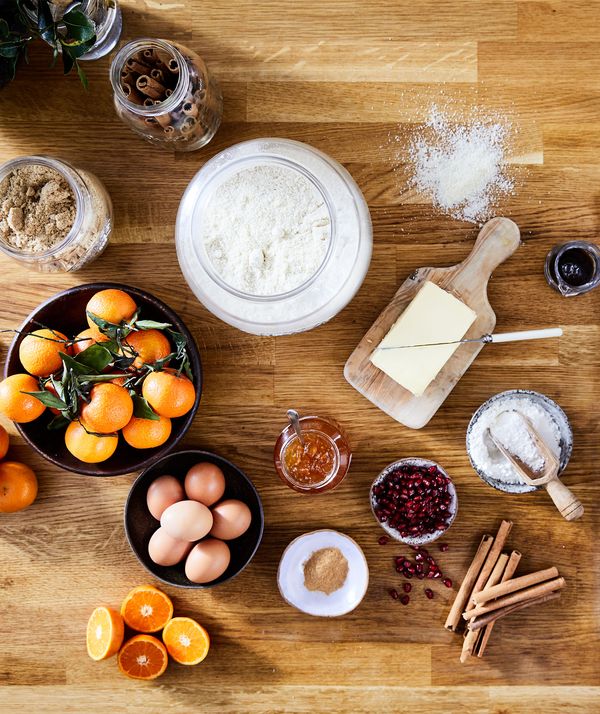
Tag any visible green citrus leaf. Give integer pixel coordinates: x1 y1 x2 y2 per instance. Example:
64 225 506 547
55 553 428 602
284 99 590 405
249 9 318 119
132 394 160 421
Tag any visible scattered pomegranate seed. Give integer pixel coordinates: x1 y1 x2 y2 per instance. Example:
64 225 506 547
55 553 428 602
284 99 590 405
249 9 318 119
378 535 390 545
389 588 399 600
424 588 434 599
443 578 453 588
400 595 410 605
439 543 449 552
403 582 412 593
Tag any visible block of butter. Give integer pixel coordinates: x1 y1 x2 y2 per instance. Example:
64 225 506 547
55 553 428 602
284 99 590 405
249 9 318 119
370 281 477 396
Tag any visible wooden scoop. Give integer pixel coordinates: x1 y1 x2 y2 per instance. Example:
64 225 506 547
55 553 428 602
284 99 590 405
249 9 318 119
487 413 584 521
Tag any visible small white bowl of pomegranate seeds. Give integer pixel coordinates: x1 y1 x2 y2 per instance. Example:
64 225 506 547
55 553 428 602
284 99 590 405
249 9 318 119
370 457 458 545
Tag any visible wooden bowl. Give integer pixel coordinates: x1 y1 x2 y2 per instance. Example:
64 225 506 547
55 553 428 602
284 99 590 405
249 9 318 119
4 282 202 477
124 449 264 588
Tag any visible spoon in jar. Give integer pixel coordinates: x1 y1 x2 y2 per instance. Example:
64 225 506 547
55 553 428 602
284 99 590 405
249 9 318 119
287 409 305 447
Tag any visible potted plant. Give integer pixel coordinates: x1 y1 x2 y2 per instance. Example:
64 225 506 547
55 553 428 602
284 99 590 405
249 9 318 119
0 0 96 87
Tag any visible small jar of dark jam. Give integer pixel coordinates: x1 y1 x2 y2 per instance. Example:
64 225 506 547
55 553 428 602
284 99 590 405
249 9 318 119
545 241 600 297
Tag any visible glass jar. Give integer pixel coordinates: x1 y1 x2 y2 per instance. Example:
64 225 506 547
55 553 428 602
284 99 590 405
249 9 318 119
110 38 223 152
0 155 113 272
274 415 352 494
544 240 600 297
27 0 122 60
176 138 373 335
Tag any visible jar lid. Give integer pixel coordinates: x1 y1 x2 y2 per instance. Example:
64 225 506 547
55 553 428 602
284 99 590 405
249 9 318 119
176 138 372 335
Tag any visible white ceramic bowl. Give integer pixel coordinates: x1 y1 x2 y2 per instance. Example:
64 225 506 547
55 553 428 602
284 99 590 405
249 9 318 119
176 138 372 335
277 529 369 617
370 457 458 546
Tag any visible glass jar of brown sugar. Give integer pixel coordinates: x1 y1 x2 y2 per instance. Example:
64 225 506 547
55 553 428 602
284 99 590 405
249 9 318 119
274 414 352 494
0 155 112 272
110 38 223 152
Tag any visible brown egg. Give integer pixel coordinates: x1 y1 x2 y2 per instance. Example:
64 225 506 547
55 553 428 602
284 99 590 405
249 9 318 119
148 527 193 566
209 499 252 540
184 462 226 506
185 538 231 584
161 500 214 541
146 475 185 520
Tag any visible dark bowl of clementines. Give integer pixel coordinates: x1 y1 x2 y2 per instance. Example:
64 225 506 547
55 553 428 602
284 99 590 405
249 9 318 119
2 282 202 477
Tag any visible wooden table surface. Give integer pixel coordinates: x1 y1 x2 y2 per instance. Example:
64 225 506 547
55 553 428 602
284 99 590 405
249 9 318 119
0 1 599 712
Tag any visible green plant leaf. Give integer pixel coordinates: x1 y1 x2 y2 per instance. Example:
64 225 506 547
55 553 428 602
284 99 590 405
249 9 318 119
0 19 10 39
86 311 123 340
77 373 126 384
61 45 74 74
59 351 89 376
132 394 160 421
22 389 68 411
134 320 173 331
47 414 70 431
62 8 95 42
75 343 113 372
76 59 87 89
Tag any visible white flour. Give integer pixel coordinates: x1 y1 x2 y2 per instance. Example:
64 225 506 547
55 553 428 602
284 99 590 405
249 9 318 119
408 106 514 223
468 396 561 485
201 164 331 296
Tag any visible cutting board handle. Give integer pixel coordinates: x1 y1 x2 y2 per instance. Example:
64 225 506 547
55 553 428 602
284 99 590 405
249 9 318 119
459 217 521 283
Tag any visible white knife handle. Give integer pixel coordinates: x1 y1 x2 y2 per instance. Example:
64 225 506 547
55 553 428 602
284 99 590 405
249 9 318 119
489 328 563 344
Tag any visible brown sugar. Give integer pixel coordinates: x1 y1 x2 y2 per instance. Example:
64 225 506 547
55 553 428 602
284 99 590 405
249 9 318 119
0 164 76 253
303 547 349 595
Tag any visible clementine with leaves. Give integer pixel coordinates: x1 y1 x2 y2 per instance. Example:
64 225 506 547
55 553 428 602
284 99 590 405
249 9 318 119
79 383 133 434
122 329 172 369
86 289 137 337
18 328 70 377
122 414 172 449
64 421 118 463
142 369 195 419
0 374 46 423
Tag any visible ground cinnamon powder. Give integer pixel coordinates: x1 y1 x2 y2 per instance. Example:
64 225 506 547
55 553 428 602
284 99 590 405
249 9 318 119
0 164 76 253
303 547 349 595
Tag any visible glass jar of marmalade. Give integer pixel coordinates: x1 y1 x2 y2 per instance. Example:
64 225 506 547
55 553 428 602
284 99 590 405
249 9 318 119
274 415 351 494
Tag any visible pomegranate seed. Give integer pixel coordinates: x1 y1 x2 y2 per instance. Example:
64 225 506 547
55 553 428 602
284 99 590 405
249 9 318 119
403 582 412 593
443 578 453 588
378 536 390 545
389 588 399 600
424 588 434 599
400 595 410 605
439 543 449 552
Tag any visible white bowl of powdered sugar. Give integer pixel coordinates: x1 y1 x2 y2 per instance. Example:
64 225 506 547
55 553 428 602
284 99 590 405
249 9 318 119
176 138 372 335
466 390 573 494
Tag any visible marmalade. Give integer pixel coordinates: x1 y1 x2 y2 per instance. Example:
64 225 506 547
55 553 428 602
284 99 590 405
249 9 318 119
283 432 336 485
274 415 351 494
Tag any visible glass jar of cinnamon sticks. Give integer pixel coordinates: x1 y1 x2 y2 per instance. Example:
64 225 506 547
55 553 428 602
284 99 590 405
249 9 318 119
109 38 223 152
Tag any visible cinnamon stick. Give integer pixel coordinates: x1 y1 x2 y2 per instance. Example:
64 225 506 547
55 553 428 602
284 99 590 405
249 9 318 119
469 591 562 632
182 100 199 118
463 577 566 621
475 550 522 657
472 567 559 605
444 534 494 631
460 553 508 663
136 75 166 100
125 58 150 75
466 520 513 611
150 68 165 84
167 58 180 74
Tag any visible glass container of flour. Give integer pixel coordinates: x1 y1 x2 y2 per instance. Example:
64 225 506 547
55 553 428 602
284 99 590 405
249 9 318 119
175 138 372 335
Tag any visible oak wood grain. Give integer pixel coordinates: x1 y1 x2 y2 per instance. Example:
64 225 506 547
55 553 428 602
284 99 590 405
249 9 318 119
0 0 599 712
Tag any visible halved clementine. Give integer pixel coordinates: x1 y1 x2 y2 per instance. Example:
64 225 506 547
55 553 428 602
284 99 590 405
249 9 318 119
120 584 173 633
86 606 125 661
162 616 210 665
117 634 168 680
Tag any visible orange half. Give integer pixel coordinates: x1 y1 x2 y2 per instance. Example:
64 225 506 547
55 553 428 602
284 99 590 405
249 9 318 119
162 616 210 665
120 584 173 633
117 634 168 680
86 606 124 661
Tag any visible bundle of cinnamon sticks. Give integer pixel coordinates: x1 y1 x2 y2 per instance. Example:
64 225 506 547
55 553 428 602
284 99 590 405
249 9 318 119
444 520 565 662
118 46 209 146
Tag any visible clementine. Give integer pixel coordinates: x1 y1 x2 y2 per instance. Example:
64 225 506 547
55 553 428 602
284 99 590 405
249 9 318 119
79 383 133 434
86 289 137 336
72 328 110 355
86 606 125 661
0 461 38 513
122 329 171 369
117 634 168 680
142 369 195 419
0 374 46 423
18 328 70 377
162 617 210 665
64 421 118 463
122 414 172 449
0 424 8 460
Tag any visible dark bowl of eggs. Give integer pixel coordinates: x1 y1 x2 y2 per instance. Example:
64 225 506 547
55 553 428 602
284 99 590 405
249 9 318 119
124 449 264 588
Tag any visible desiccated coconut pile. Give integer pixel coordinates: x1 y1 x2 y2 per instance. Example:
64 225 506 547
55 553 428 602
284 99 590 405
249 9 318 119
408 106 515 224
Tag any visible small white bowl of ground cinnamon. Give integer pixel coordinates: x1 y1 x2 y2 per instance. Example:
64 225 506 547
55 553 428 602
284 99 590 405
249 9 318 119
277 529 369 617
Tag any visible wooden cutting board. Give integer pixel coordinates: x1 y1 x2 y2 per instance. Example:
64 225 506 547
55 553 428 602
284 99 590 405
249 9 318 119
344 217 521 429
